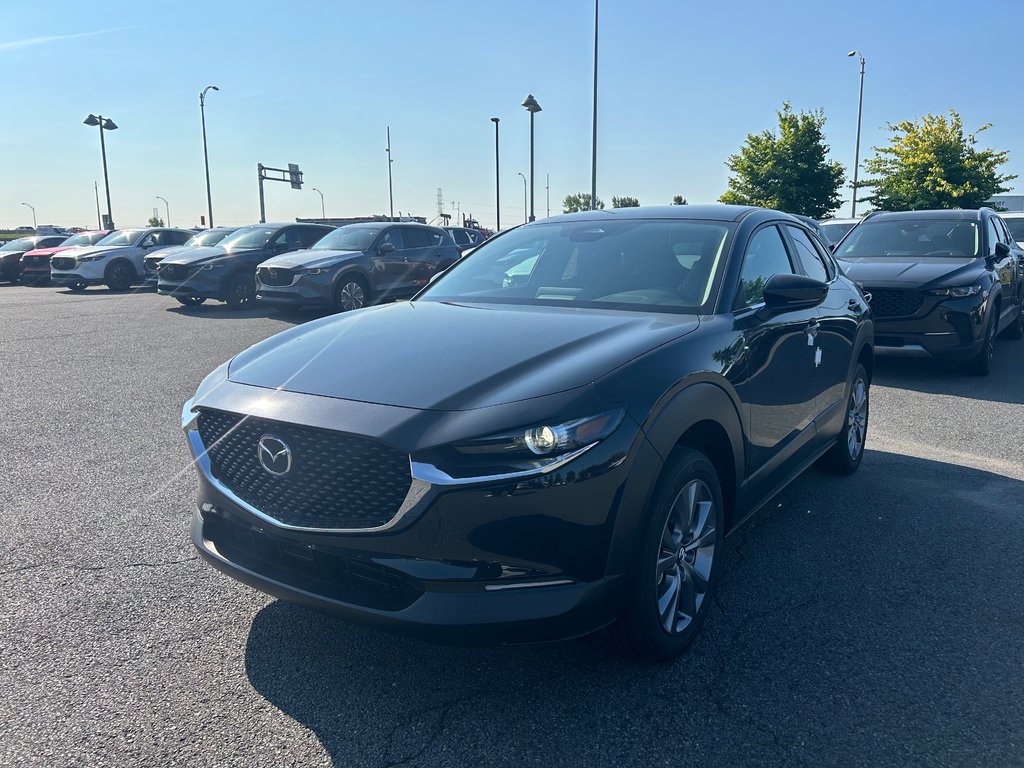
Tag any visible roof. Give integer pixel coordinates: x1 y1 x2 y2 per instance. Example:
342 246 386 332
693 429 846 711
541 204 780 223
866 209 991 222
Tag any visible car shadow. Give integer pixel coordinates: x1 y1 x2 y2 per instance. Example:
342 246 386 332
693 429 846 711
873 339 1024 405
242 450 1024 766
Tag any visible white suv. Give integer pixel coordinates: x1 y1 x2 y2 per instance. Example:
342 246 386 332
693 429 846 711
50 228 194 292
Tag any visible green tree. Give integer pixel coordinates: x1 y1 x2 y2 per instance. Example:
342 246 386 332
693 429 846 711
671 195 688 205
719 103 846 218
147 216 164 227
562 192 605 213
861 111 1015 210
611 195 640 208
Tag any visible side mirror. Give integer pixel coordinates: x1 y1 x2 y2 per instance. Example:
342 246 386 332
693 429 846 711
272 241 289 253
762 273 828 313
995 241 1011 258
378 243 396 254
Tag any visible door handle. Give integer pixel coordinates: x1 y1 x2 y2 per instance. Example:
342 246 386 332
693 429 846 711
848 298 861 311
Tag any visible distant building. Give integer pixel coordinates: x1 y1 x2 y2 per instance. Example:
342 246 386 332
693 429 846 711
296 214 426 227
986 195 1024 212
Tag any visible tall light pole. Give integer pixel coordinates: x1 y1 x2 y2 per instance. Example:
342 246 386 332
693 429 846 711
386 126 395 221
200 85 219 228
93 182 101 230
848 51 866 218
490 117 501 231
312 187 325 220
20 202 36 231
83 114 117 229
156 196 170 226
591 0 599 210
517 172 527 224
522 94 542 222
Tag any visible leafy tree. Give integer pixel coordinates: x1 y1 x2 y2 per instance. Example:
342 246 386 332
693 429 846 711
611 196 640 208
861 111 1015 210
562 192 605 213
147 216 165 227
671 195 688 205
719 103 846 218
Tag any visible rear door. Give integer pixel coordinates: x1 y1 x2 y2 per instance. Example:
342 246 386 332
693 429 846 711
992 216 1023 324
732 224 821 488
372 227 408 297
400 226 440 292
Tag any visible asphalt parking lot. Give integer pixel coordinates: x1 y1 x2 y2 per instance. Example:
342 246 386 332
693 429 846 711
2 284 1022 768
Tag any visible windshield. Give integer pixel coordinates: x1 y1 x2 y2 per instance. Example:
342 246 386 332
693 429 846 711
219 226 277 250
837 219 980 258
1004 218 1024 243
185 229 233 248
0 237 35 251
419 219 732 313
311 225 382 251
820 221 856 241
97 230 143 247
60 232 107 247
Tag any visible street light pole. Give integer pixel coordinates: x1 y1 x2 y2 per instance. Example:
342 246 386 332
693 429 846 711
522 94 542 222
20 202 36 231
84 114 117 229
848 51 865 218
386 126 395 221
312 187 326 220
490 117 501 231
517 172 527 224
200 85 219 228
156 196 170 226
591 0 599 210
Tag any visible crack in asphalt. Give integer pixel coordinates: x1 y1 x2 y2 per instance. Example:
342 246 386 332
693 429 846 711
0 556 198 579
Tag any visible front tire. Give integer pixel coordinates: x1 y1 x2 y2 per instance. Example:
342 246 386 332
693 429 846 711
105 261 134 292
967 309 997 376
818 363 869 475
334 274 370 313
224 272 255 309
66 281 88 293
175 296 206 307
612 447 723 661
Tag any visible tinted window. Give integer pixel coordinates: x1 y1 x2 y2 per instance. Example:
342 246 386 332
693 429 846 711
421 219 731 313
403 227 433 248
994 217 1012 244
786 226 829 282
820 221 856 242
451 229 470 245
185 229 233 247
274 228 304 250
220 226 277 250
737 226 794 308
139 233 157 248
97 230 144 247
300 227 330 248
985 218 1000 255
312 225 382 251
838 219 979 258
160 230 192 246
1003 218 1024 243
380 228 405 250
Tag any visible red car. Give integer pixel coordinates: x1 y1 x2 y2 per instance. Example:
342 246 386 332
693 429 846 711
20 230 109 285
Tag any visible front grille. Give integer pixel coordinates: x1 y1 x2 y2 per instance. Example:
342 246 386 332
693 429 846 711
257 266 296 287
23 256 45 267
159 264 187 280
197 409 412 530
51 257 76 271
204 510 422 610
867 288 925 319
144 258 161 272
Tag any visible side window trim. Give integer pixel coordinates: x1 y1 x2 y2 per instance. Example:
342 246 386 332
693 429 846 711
733 222 797 313
784 224 834 282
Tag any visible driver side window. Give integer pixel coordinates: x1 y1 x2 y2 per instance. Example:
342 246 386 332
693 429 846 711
735 225 795 309
986 218 1001 255
140 234 157 248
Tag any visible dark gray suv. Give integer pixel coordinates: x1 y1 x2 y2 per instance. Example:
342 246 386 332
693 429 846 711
256 222 460 312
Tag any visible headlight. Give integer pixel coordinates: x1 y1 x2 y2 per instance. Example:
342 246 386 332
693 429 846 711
297 267 326 275
78 253 107 262
930 285 982 297
196 263 226 272
454 410 624 459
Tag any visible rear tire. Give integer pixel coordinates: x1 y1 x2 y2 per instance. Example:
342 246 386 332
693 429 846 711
334 274 370 313
1001 305 1024 340
818 364 869 475
611 447 723 661
966 310 997 376
224 272 255 309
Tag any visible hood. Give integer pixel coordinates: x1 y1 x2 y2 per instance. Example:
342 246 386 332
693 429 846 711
159 245 229 266
227 300 699 410
147 244 194 262
837 256 984 288
259 248 362 269
24 244 77 258
68 245 136 260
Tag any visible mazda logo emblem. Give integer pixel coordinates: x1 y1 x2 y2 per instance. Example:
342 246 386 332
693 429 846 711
257 435 292 477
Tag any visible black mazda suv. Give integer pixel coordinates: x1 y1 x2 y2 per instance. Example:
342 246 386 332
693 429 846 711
183 205 873 660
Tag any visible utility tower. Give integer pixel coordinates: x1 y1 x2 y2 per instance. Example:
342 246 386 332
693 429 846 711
436 188 444 218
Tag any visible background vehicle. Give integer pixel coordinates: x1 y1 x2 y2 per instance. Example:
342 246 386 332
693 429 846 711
835 208 1023 374
183 204 872 661
20 230 109 285
999 212 1024 247
157 222 334 308
793 214 833 246
256 223 460 312
819 217 861 244
143 227 239 287
50 228 195 291
0 235 69 282
443 226 485 254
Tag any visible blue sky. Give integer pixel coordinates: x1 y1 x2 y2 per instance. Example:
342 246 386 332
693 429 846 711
3 0 1023 230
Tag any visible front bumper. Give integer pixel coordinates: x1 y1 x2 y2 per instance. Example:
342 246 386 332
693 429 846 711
869 290 989 359
256 272 335 307
183 389 645 644
51 272 104 287
20 267 51 285
157 270 225 300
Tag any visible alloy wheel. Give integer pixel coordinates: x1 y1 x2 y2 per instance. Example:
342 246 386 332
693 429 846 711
656 479 716 635
338 281 366 311
847 376 868 459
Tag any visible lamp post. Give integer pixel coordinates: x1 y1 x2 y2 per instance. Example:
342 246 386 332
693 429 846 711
156 196 170 226
312 187 325 220
591 0 599 210
200 85 219 228
20 202 36 231
848 51 865 218
517 172 527 224
83 114 117 229
521 94 542 222
490 117 501 231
